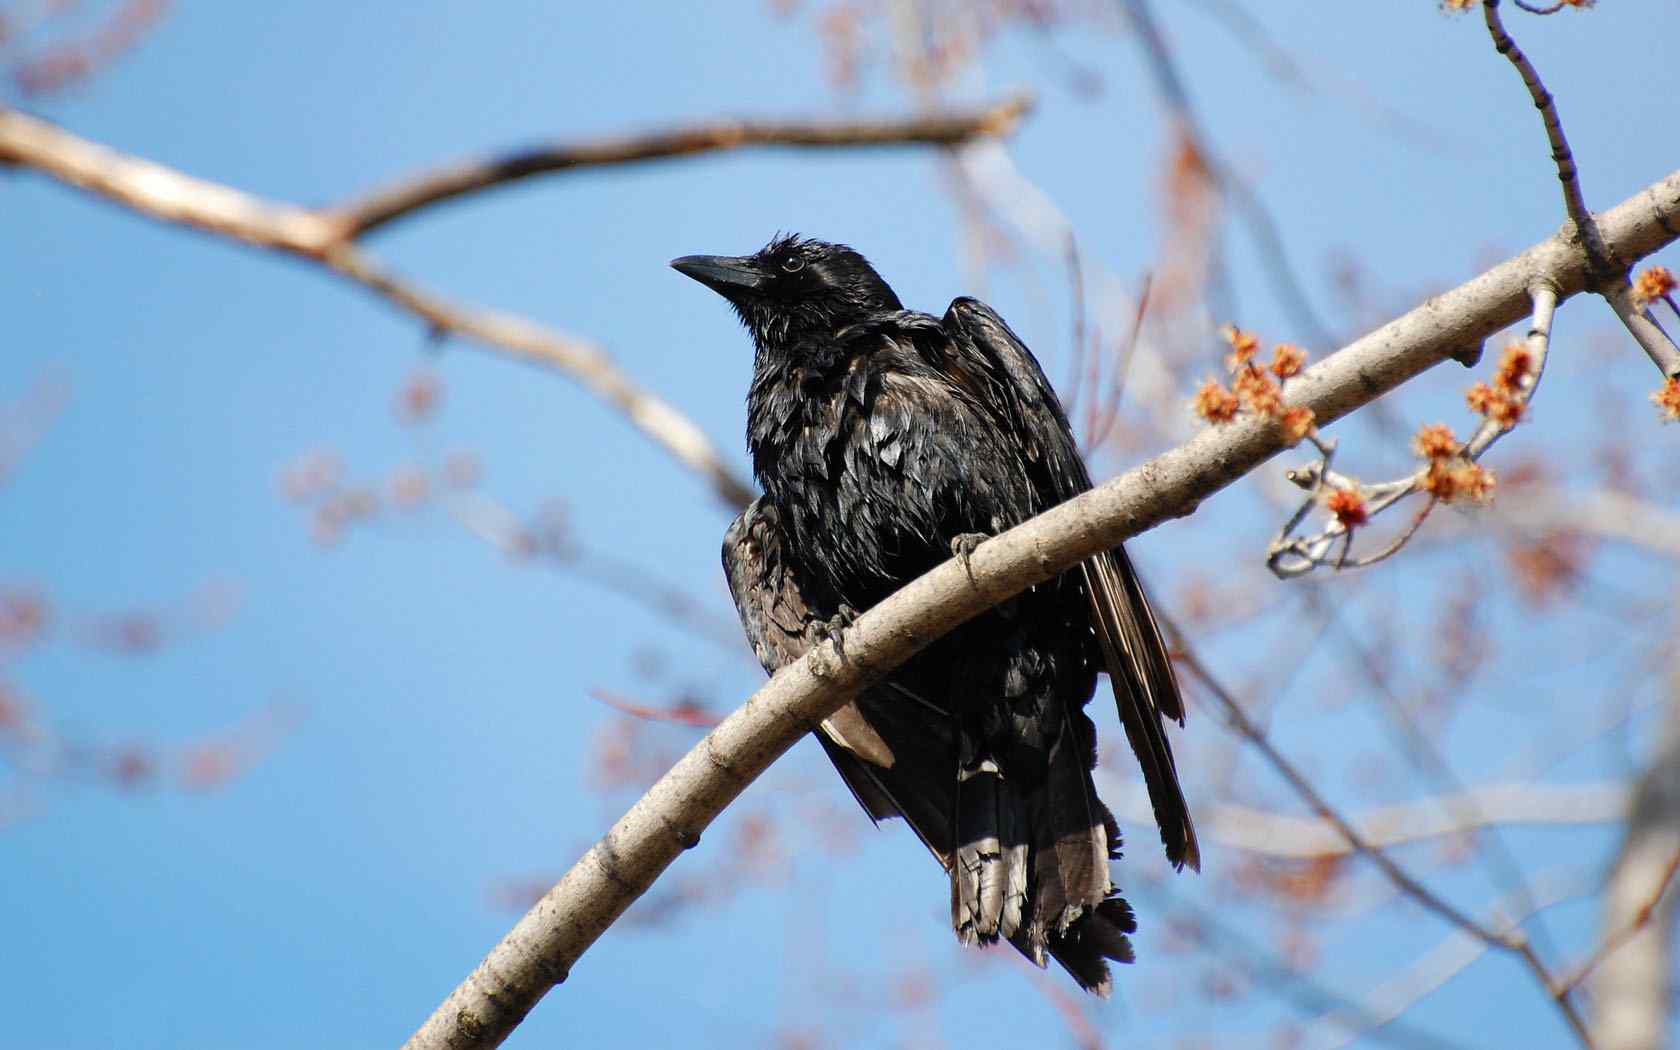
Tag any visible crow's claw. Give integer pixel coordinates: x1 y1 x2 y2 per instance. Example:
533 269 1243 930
951 532 989 581
807 604 859 663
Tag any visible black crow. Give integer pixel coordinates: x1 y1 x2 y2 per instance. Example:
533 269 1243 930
674 234 1198 994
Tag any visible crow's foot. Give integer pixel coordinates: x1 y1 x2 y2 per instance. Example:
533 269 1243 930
806 604 860 663
951 532 989 582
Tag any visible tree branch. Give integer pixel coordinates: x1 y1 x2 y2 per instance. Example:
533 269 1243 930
9 95 1676 1050
330 95 1034 238
1306 871 1590 1050
401 167 1680 1050
1587 651 1680 1050
1108 782 1627 859
318 243 757 508
1482 0 1680 377
0 101 1032 511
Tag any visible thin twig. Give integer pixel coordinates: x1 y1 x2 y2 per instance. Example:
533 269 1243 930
1317 589 1563 964
1512 2 1573 18
449 493 746 652
1482 1 1594 244
1086 272 1152 451
1138 881 1472 1050
1482 0 1680 377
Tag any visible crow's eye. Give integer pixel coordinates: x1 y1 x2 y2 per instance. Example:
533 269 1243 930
781 256 805 273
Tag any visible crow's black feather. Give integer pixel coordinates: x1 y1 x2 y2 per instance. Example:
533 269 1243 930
687 235 1198 994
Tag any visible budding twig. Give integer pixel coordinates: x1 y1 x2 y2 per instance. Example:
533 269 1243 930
1266 282 1556 579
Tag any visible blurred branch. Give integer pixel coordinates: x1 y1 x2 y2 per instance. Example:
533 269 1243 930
1587 643 1680 1050
1567 847 1680 994
1111 782 1627 859
1141 880 1472 1050
403 181 1680 1044
1482 0 1680 378
1306 870 1590 1050
590 689 719 729
0 368 70 486
1493 486 1680 560
0 100 1031 511
449 493 746 651
1119 0 1337 349
1169 638 1593 1047
1182 0 1458 150
330 95 1034 237
318 244 757 508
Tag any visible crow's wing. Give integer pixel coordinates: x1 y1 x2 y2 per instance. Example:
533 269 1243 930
940 297 1201 871
722 497 894 770
723 497 959 865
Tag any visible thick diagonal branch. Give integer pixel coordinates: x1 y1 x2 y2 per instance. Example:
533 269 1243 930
402 167 1680 1050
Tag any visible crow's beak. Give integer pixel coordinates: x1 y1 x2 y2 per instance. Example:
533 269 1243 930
670 254 766 295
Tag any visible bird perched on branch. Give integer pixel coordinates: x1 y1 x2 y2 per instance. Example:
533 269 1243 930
673 234 1198 994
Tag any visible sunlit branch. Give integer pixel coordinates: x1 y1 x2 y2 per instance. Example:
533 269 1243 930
330 96 1034 238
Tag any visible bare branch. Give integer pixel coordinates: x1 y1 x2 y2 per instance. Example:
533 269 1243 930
330 95 1034 238
400 168 1680 1048
0 101 1032 511
1482 2 1594 242
0 107 339 253
1601 279 1680 379
11 101 1677 1049
320 244 757 508
1493 486 1680 559
1306 871 1591 1050
0 108 763 507
1108 782 1627 859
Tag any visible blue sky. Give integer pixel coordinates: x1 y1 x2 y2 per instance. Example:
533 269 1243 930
3 3 1677 1048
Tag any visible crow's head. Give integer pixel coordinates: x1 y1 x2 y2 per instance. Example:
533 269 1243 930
671 234 902 350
